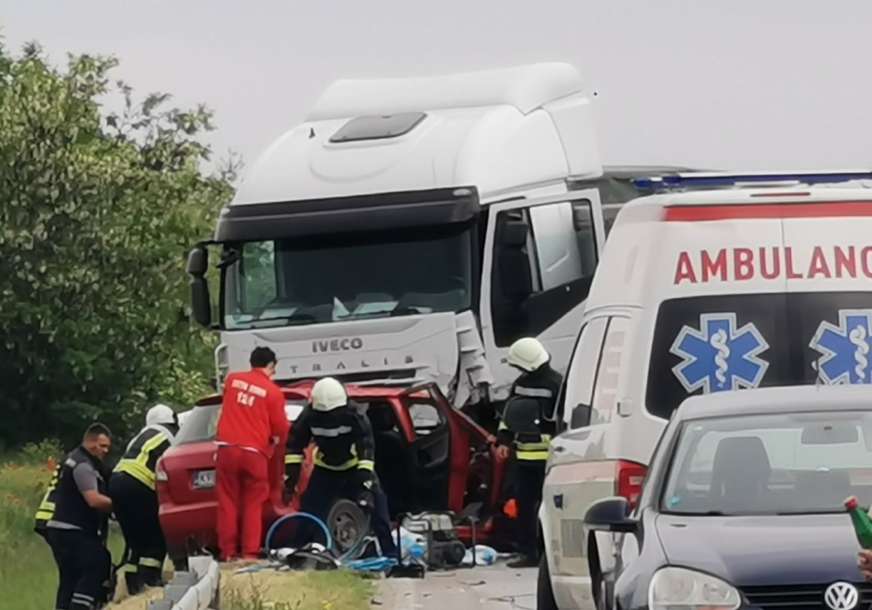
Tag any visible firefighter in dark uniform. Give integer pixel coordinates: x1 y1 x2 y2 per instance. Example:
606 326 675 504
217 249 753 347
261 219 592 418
108 404 179 594
498 337 562 568
34 423 114 610
284 377 397 556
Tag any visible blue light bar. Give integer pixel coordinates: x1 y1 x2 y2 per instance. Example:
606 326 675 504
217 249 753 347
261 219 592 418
632 170 872 191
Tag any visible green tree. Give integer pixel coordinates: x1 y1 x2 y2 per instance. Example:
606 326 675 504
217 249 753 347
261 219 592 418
0 41 235 448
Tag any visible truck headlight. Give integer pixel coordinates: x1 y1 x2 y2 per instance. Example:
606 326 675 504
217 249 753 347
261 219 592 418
649 566 740 610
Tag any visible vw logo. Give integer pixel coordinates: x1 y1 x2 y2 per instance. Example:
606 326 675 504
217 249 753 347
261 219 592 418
825 582 859 610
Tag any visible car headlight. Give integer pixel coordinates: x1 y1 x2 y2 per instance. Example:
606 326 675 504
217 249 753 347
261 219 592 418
649 566 740 610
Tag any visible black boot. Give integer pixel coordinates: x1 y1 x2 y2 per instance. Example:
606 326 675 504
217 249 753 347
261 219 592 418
140 565 164 588
124 570 143 596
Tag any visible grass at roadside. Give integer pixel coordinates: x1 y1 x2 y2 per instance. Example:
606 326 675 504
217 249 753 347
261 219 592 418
222 569 375 610
1 445 373 610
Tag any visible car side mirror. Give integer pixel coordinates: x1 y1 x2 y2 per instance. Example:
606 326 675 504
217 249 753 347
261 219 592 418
187 246 211 328
570 403 592 428
584 496 637 533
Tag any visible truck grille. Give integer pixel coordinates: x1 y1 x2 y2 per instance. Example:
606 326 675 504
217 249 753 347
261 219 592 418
742 583 872 609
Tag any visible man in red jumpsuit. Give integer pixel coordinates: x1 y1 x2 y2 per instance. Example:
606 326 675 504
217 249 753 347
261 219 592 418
215 346 289 561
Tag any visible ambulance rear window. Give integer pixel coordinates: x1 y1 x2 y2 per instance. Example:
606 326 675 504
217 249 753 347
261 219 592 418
646 291 872 419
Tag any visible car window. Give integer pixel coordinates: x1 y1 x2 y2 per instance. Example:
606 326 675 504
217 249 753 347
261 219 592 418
408 402 444 436
174 400 305 445
175 405 221 445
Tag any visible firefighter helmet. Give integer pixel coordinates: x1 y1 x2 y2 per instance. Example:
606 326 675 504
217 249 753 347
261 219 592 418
146 403 177 426
507 337 550 372
311 377 347 412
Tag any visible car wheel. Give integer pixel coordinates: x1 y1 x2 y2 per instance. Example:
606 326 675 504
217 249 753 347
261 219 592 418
326 499 370 556
536 555 559 610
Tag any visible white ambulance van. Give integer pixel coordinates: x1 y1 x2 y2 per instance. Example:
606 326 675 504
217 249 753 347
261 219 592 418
537 173 872 610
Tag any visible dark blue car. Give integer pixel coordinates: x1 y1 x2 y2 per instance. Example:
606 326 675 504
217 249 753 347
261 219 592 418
584 385 872 610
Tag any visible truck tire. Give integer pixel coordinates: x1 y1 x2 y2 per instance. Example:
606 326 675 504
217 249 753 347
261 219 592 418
537 555 559 610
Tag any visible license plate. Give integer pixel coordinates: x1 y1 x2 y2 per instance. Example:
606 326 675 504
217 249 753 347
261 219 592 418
192 469 215 489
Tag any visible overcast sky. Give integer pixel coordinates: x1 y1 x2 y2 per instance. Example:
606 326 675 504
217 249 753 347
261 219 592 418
3 1 872 174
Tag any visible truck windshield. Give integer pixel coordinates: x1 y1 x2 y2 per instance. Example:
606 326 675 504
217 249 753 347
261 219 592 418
222 222 475 329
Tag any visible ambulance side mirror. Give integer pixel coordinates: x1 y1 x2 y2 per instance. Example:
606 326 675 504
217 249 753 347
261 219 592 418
570 403 592 429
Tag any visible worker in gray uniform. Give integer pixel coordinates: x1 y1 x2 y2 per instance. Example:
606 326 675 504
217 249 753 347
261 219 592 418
34 423 114 610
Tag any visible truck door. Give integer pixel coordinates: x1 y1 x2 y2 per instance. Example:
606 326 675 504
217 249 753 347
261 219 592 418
480 189 606 399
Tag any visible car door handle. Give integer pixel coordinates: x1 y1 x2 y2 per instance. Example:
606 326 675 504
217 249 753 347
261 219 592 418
553 445 566 453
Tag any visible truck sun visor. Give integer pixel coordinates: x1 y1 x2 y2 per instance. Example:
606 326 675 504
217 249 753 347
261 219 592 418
215 186 479 242
329 112 427 143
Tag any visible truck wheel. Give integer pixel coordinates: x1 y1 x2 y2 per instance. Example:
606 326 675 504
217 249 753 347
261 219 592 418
536 555 559 610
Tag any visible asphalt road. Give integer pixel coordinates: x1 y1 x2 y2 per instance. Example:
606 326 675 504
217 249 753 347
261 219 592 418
374 564 538 610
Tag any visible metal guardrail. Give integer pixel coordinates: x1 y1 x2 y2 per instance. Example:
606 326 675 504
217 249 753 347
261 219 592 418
147 556 220 610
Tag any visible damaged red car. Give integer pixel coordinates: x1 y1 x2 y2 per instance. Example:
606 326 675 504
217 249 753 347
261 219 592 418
156 382 512 566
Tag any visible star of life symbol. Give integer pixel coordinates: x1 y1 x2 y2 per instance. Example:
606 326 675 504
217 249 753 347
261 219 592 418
824 581 859 610
811 309 872 384
670 313 770 393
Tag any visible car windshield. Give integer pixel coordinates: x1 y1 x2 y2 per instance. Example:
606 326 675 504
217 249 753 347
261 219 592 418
662 411 872 516
174 401 306 445
222 222 475 330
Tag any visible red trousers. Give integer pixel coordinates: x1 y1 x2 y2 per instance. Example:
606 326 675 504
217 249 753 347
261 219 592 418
216 445 269 560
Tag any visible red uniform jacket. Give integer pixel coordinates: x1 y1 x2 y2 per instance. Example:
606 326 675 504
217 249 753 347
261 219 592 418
216 369 289 457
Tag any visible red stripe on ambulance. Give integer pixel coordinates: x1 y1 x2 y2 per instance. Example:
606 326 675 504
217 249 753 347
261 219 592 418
674 246 872 285
665 202 872 221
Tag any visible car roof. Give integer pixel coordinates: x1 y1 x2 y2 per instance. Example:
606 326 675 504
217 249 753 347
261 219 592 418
674 385 872 421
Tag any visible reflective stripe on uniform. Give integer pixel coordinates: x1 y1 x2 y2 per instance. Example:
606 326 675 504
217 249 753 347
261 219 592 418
311 426 353 438
514 386 554 399
115 433 167 489
514 434 551 461
314 451 358 471
516 450 549 461
284 454 304 465
35 510 54 521
139 557 162 568
357 460 375 471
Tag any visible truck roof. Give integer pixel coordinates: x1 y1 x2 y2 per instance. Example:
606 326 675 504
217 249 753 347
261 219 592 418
230 63 603 207
307 62 585 120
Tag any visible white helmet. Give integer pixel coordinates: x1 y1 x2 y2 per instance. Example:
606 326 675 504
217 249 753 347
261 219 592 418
507 337 550 373
311 377 347 412
146 403 177 426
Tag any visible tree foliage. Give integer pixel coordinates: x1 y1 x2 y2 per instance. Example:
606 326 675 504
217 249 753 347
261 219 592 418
0 42 235 448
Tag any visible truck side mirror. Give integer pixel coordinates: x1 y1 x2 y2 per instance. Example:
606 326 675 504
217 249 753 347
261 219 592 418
187 246 211 328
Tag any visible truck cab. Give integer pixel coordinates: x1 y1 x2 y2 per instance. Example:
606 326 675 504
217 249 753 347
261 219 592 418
186 63 666 409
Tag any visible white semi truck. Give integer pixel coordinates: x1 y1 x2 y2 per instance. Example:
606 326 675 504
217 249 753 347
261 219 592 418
186 62 676 409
